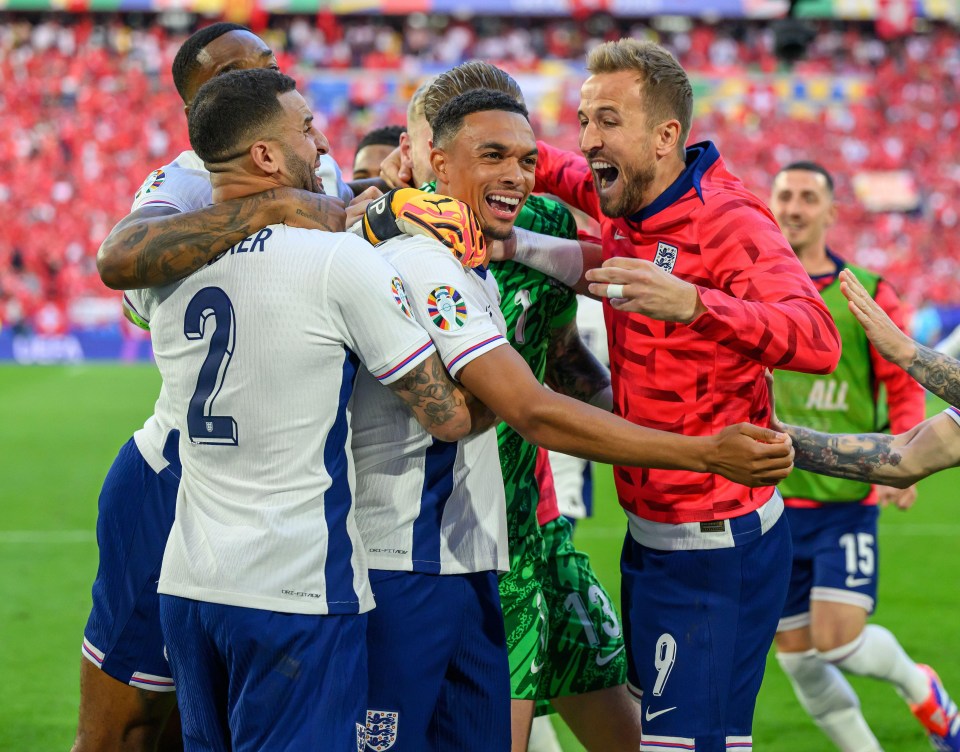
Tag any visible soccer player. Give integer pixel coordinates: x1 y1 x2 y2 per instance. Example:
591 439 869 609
772 264 960 751
767 162 958 752
352 88 797 752
426 64 640 752
498 39 842 750
76 24 346 752
385 63 639 750
124 67 486 752
352 124 405 180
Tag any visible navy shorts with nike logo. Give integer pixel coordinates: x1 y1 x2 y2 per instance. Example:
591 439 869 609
621 494 792 751
778 502 880 633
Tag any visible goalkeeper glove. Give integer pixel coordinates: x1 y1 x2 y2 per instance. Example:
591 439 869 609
360 188 487 268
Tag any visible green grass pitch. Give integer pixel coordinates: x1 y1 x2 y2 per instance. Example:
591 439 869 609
1 364 958 751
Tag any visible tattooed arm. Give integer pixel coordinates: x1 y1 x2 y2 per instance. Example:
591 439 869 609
780 412 960 488
388 353 493 442
97 187 346 290
839 267 960 408
544 319 612 409
903 345 960 410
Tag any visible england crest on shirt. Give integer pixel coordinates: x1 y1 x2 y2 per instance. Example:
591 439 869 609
654 241 679 273
365 710 398 751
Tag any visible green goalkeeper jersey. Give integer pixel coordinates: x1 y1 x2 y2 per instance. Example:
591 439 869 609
424 183 578 540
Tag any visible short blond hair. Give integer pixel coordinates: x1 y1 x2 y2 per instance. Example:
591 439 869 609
587 39 693 151
423 61 524 127
407 76 437 124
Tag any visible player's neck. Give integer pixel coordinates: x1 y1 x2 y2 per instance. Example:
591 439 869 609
794 242 836 276
640 154 686 211
210 172 284 204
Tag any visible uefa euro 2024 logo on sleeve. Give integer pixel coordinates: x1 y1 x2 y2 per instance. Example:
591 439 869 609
427 286 467 331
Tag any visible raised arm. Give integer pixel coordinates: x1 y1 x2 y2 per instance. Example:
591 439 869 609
459 343 793 487
779 412 960 489
840 268 960 409
588 200 841 374
97 188 346 290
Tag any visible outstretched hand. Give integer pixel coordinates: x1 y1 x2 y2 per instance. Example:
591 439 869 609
706 423 794 487
839 269 916 369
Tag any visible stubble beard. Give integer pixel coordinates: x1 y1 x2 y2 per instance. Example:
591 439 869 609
599 159 657 219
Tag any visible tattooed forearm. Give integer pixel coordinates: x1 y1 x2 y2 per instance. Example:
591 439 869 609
390 356 467 430
544 321 611 404
98 187 345 290
786 424 902 483
906 344 960 409
98 193 276 290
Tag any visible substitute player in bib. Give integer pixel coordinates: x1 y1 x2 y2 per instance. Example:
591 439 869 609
769 163 960 752
76 24 350 752
351 88 798 752
126 68 487 752
498 39 842 750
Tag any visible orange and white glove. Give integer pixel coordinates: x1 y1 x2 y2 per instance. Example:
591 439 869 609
360 188 486 268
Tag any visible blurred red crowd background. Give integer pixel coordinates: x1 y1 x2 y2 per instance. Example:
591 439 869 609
1 14 957 338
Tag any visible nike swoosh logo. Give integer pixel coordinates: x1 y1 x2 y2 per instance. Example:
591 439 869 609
595 645 625 667
614 232 627 240
845 575 871 587
645 705 677 722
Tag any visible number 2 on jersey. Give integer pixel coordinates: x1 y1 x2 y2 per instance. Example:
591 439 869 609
184 287 238 445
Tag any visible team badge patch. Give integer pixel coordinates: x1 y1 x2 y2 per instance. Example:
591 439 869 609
391 277 412 318
356 723 366 752
427 286 467 330
134 169 166 200
654 241 679 273
365 710 398 751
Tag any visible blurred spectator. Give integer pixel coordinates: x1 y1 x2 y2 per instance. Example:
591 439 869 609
1 14 958 335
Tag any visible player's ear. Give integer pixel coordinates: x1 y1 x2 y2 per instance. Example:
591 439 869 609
250 140 280 175
826 198 839 228
655 119 682 157
430 146 448 183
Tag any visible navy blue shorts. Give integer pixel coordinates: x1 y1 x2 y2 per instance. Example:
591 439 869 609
160 595 368 752
82 432 179 691
779 503 880 631
621 508 792 752
365 569 510 752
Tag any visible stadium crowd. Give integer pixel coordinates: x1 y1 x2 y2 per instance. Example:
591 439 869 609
1 15 958 335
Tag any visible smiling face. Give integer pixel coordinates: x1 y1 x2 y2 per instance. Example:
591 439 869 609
184 30 280 109
272 89 330 193
770 169 836 256
431 110 537 241
578 70 661 219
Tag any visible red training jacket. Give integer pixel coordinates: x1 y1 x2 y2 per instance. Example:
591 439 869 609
535 140 841 524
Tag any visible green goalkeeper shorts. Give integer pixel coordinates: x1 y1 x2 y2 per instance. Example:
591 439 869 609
499 531 550 701
535 515 627 714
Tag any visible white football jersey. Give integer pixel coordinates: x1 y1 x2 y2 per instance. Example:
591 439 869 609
128 151 211 474
126 226 435 614
351 236 510 575
126 150 353 474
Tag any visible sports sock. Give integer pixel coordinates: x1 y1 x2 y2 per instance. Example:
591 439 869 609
820 624 930 704
527 715 563 752
777 650 882 752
